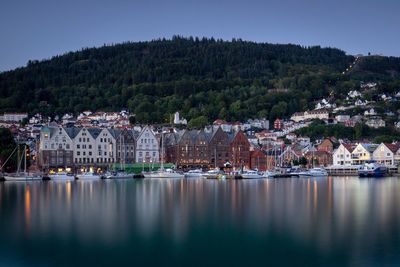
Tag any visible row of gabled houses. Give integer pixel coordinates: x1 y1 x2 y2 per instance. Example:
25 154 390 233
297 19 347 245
164 128 251 169
38 125 258 171
39 126 159 169
333 143 400 166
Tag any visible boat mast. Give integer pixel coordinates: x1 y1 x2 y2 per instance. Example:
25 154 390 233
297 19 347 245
17 142 20 174
160 131 164 170
24 144 27 174
214 147 217 169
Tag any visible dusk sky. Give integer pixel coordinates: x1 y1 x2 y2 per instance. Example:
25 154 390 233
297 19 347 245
0 0 399 72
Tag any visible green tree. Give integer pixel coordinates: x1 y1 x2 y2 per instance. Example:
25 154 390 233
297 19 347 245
188 116 209 129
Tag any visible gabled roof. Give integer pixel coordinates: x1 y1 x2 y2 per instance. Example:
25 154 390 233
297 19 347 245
107 128 120 139
384 143 400 153
87 128 102 139
64 127 81 139
360 143 379 153
342 143 356 153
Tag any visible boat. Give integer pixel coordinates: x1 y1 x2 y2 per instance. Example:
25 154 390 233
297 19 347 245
104 171 132 179
358 161 388 177
2 143 43 181
203 169 224 179
142 132 184 179
143 168 184 178
49 171 75 180
298 167 328 178
76 172 101 180
184 169 204 178
241 170 263 179
105 134 133 179
262 170 278 178
4 172 43 181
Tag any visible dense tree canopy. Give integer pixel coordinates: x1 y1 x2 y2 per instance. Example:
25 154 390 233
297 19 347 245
0 37 398 124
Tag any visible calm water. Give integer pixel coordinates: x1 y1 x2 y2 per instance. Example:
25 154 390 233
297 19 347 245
1 177 400 267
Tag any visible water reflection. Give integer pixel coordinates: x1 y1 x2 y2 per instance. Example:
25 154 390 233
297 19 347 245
1 177 400 266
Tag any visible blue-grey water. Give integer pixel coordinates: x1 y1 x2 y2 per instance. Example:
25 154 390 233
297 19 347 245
1 177 400 267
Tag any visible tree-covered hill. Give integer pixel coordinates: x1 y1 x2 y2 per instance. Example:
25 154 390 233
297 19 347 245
1 36 397 124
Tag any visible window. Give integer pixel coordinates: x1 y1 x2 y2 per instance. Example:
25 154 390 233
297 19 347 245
83 151 86 156
89 145 92 149
89 152 92 156
66 144 70 149
87 138 89 142
98 151 101 156
58 144 62 149
77 144 80 149
100 138 103 142
79 138 81 142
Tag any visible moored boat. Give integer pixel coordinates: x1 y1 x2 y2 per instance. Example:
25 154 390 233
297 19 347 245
105 171 132 179
262 170 278 178
76 172 101 180
184 169 204 178
241 170 263 179
4 173 43 181
203 169 224 179
49 171 74 180
358 161 388 177
298 167 328 178
143 168 184 178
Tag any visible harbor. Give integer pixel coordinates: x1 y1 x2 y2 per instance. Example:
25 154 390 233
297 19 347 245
2 176 400 266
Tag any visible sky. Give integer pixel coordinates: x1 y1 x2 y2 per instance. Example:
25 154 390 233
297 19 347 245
0 0 399 72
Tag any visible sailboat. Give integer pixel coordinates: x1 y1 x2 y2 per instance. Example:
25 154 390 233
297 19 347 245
105 133 132 179
3 144 42 181
297 146 328 178
142 131 184 178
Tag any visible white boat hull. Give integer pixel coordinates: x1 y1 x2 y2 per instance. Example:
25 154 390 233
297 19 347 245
184 173 204 178
49 174 75 180
4 175 42 181
76 174 101 180
143 172 184 178
241 174 263 179
106 174 132 179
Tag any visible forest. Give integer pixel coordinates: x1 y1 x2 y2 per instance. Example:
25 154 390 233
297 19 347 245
0 36 399 124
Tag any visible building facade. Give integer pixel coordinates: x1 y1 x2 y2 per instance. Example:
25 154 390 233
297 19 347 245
135 126 159 163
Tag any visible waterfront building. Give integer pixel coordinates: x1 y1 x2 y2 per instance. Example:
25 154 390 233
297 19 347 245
317 139 334 153
116 128 138 165
39 126 74 168
207 127 230 168
230 131 251 170
333 144 355 166
135 126 159 164
351 143 379 165
372 143 400 166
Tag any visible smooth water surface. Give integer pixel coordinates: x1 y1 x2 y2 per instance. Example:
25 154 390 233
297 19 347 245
1 177 400 267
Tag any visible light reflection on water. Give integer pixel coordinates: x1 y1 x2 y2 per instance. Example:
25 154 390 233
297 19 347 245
1 177 400 266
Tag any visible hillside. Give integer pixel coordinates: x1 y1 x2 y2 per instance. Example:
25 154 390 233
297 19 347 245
1 36 398 124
